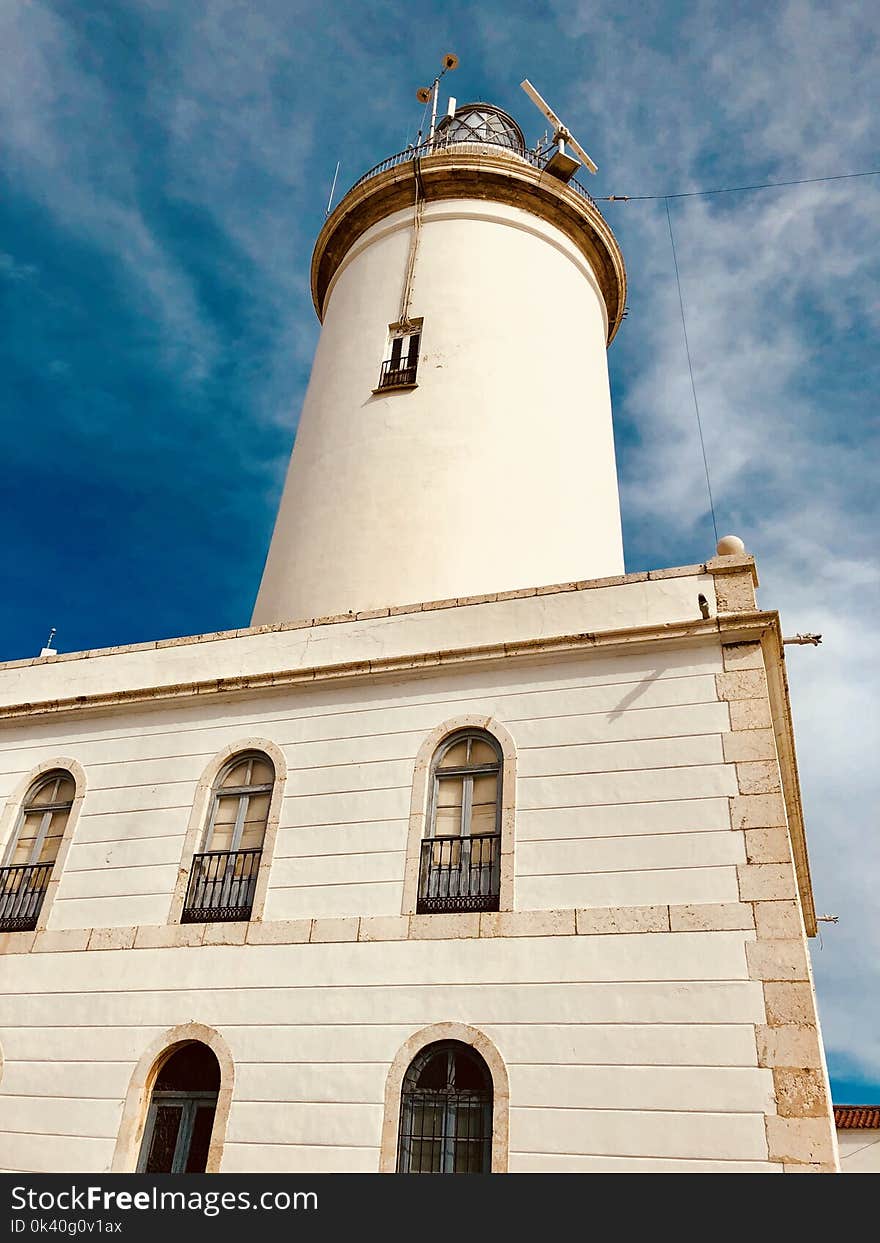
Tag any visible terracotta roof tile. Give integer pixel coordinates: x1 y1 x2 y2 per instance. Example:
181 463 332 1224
834 1105 880 1129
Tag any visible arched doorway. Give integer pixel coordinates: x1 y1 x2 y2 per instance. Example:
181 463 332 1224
396 1040 493 1173
137 1043 221 1173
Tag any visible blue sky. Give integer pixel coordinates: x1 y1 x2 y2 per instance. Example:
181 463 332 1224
2 1 878 1102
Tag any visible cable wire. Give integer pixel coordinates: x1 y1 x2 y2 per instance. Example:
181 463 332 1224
665 196 718 546
601 167 880 201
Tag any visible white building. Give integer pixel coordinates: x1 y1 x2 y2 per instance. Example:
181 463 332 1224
835 1107 880 1172
0 99 839 1174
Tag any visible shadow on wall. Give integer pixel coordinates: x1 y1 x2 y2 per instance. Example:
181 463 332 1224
607 669 663 720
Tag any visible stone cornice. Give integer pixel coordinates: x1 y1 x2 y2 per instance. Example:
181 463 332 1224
0 558 750 676
311 147 627 343
0 608 768 722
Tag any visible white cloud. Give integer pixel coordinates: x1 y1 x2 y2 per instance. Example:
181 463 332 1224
532 1 880 1081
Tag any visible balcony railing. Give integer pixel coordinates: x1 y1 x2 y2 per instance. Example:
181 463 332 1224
376 358 418 391
349 135 599 210
0 862 53 932
417 833 501 914
181 849 262 923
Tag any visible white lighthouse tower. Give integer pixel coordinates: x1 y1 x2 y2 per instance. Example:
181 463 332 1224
252 93 627 624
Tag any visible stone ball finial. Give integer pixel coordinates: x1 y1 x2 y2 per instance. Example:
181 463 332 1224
716 534 746 556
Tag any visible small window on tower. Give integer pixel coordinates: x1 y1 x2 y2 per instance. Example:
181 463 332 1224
376 320 422 392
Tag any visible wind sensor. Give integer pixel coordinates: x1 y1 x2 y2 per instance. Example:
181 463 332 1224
520 79 597 181
416 53 459 142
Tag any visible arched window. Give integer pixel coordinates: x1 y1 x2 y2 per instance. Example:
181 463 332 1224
418 731 502 914
0 770 75 932
397 1041 493 1173
137 1043 221 1173
182 752 274 923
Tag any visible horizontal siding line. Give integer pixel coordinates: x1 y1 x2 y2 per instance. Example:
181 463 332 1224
0 1093 123 1103
515 794 735 811
510 1150 772 1163
232 1099 381 1108
75 781 197 793
78 806 191 818
511 1105 767 1117
52 892 170 901
517 762 729 779
0 978 754 1001
273 848 406 862
486 1060 762 1069
78 817 409 837
70 832 184 844
0 1020 758 1033
274 804 726 834
518 862 738 878
64 861 179 875
226 1139 379 1149
284 785 410 800
517 827 735 844
231 1059 758 1069
269 878 401 890
269 817 409 830
0 670 721 755
225 1099 767 1113
0 1130 111 1142
519 732 724 751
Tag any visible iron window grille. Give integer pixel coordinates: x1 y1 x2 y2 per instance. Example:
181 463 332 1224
397 1041 493 1173
418 731 503 914
0 862 54 932
181 847 262 922
181 752 273 923
0 770 74 932
377 322 421 391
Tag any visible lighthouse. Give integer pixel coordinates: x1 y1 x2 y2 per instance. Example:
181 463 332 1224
0 73 840 1176
252 97 627 624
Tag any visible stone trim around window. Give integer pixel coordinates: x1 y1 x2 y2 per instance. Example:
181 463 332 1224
167 738 288 927
401 715 517 916
111 1022 234 1174
0 757 87 933
378 1022 510 1173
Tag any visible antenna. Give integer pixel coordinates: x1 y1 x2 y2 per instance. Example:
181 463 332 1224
325 161 341 216
416 52 459 143
520 79 598 178
39 627 57 658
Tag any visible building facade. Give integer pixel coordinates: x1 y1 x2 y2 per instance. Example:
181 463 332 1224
834 1107 880 1172
0 101 839 1174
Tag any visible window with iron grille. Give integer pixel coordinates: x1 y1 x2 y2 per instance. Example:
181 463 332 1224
181 752 274 923
376 320 422 391
0 770 74 932
397 1041 493 1173
418 731 502 914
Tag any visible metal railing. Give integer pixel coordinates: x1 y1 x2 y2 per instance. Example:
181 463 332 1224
348 135 599 210
181 849 262 923
376 358 418 390
0 862 53 932
417 833 501 914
